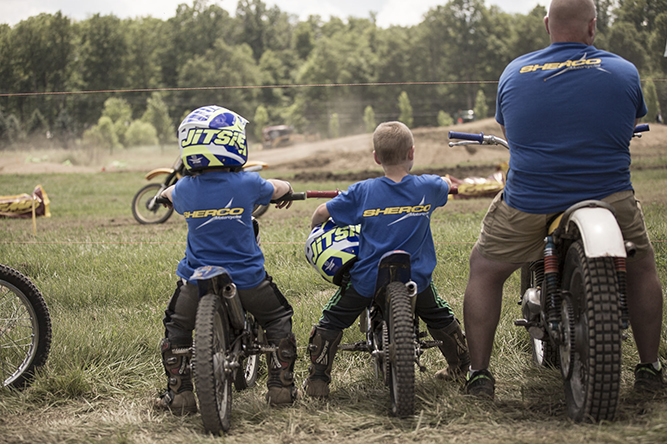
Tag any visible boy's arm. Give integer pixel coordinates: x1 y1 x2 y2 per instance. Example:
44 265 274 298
267 179 293 209
160 185 175 202
311 203 330 229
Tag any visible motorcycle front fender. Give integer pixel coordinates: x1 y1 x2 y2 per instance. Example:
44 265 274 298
145 168 175 181
566 207 626 258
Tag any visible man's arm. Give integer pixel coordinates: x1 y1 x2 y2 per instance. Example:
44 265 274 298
311 203 330 229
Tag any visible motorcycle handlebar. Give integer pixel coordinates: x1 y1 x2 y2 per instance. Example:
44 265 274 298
270 190 341 203
448 131 484 143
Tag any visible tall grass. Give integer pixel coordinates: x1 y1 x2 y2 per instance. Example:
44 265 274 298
0 171 666 443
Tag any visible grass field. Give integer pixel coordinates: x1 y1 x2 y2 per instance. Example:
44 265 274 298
0 167 666 444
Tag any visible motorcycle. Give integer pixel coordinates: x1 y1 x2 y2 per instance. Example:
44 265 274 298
132 157 271 225
154 190 338 434
448 125 649 422
0 264 52 389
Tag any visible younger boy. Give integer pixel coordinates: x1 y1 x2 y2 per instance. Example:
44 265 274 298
304 121 470 398
154 105 299 414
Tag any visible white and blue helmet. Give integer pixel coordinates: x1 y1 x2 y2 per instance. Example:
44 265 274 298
305 219 360 285
178 105 249 171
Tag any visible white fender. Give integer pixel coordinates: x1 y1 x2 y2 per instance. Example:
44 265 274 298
566 207 626 258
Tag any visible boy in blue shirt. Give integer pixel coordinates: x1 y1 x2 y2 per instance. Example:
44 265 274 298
154 106 299 414
304 121 470 398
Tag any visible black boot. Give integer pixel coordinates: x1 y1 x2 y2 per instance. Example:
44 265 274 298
154 338 198 415
429 320 470 382
265 334 300 405
304 326 342 398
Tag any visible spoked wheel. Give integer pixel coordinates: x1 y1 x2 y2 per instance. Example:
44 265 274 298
234 314 263 391
386 282 415 418
561 240 621 422
131 183 174 224
0 265 52 389
195 294 233 434
520 262 559 367
251 204 269 219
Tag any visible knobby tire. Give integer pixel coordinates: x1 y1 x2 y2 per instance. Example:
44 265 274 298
386 282 415 418
131 183 174 224
194 294 233 434
0 264 52 389
561 240 621 422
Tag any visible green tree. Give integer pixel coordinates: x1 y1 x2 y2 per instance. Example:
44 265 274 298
329 113 340 139
27 109 48 135
398 91 413 128
102 97 132 145
363 105 376 133
142 92 174 149
642 79 660 123
253 105 269 141
125 120 158 146
83 115 120 153
437 111 454 127
473 89 488 120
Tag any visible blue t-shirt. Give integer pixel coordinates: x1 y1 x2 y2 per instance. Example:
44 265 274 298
172 171 274 289
496 42 647 213
326 174 450 298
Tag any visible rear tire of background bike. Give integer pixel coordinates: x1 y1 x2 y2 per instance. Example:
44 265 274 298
251 204 269 218
195 294 233 434
233 314 262 391
131 183 174 224
561 241 621 422
0 265 52 389
520 264 559 368
386 282 415 418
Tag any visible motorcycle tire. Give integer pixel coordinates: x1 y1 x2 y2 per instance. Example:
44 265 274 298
233 313 263 391
561 240 621 422
520 263 559 367
386 282 415 418
251 204 269 219
132 183 174 225
0 264 52 389
194 294 233 434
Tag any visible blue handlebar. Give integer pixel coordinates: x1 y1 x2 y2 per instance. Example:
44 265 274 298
448 131 484 142
634 124 649 133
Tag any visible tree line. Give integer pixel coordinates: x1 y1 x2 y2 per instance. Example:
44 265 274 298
0 0 665 150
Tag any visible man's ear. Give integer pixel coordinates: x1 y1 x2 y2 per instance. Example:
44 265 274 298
544 15 550 35
373 150 382 165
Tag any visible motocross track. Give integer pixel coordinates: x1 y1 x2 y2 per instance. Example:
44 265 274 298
1 118 665 180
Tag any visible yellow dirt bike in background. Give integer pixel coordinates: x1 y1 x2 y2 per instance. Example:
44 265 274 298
131 157 270 224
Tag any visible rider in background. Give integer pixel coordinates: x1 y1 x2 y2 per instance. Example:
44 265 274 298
154 105 299 414
462 0 663 399
304 121 470 398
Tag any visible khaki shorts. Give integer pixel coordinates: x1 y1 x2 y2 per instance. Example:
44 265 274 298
476 190 652 263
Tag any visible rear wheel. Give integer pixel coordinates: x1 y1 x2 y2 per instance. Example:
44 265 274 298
0 265 52 389
233 314 263 390
132 183 173 224
561 240 621 422
386 282 415 418
195 294 233 434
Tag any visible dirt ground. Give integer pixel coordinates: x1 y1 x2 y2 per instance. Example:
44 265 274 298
1 118 665 180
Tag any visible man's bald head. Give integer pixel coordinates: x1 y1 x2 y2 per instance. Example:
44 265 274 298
545 0 597 45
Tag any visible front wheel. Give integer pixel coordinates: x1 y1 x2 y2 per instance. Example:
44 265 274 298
132 183 174 224
195 294 233 434
561 240 621 422
520 263 559 367
0 265 52 389
386 282 415 418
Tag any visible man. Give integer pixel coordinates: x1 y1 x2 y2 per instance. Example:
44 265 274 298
462 0 664 399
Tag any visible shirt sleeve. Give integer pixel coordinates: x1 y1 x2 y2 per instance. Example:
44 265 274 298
326 182 361 227
254 174 275 206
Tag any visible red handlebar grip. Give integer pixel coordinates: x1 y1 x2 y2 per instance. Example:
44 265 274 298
306 190 340 199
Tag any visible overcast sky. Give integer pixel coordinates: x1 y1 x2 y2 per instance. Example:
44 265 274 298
2 0 547 28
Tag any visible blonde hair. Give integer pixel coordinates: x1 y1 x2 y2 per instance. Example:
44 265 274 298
372 121 414 165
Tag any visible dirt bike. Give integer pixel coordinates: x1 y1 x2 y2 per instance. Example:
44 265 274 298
132 157 271 224
155 190 338 434
334 186 460 418
448 125 649 422
0 264 52 389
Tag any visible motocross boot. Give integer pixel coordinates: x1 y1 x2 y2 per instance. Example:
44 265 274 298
154 338 198 415
265 334 300 406
304 326 343 398
430 320 471 383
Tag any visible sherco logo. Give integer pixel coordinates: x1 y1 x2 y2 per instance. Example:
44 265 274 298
520 58 602 73
184 208 244 218
363 205 431 217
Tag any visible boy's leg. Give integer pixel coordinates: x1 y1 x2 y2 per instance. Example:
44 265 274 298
305 284 370 398
239 274 299 406
415 283 470 382
155 280 198 415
